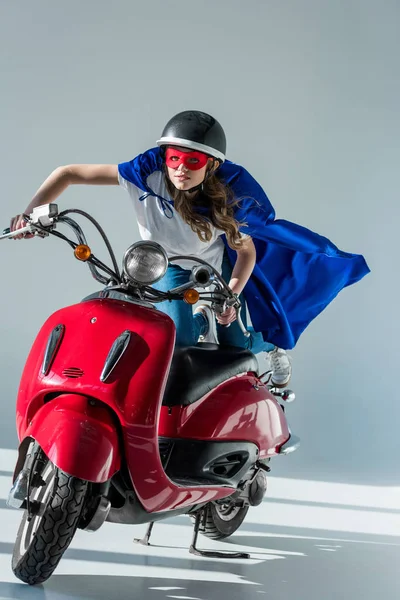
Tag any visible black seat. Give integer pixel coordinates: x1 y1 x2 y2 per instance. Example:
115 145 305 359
162 343 259 407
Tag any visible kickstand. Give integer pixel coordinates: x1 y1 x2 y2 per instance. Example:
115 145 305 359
189 511 250 559
134 521 154 546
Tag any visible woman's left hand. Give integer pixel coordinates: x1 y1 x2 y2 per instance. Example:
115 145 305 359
216 306 237 325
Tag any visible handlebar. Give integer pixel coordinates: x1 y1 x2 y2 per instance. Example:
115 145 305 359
1 225 32 240
3 205 251 337
2 206 121 286
168 255 250 337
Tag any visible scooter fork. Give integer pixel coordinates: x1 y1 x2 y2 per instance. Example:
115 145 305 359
7 440 39 510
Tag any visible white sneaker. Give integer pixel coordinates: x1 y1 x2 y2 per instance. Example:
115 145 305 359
194 304 218 344
265 347 292 387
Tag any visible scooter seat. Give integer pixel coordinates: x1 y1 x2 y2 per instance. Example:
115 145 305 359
162 343 259 407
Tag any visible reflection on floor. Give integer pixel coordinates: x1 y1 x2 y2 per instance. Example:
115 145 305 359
0 448 399 600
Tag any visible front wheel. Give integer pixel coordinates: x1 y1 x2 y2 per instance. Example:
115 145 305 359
12 458 88 585
196 501 249 540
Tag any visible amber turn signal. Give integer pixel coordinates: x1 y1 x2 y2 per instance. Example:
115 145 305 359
183 289 200 305
74 244 92 262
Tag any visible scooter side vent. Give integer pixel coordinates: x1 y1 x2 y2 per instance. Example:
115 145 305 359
62 367 84 379
208 452 248 478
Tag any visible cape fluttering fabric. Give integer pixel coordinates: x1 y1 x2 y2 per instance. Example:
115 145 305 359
119 148 370 349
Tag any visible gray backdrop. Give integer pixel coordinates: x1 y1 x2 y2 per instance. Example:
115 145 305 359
0 0 398 487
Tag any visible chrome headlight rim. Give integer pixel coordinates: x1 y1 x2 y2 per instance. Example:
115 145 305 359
122 241 169 285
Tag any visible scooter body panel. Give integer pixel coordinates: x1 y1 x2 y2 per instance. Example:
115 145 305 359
158 374 290 459
16 298 237 512
16 298 176 438
27 393 120 483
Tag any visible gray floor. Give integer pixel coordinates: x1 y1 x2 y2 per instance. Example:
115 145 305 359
0 449 399 600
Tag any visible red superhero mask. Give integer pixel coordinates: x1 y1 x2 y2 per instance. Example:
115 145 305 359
165 147 210 171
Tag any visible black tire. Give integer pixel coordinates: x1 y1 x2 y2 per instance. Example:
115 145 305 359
12 459 88 585
196 502 249 540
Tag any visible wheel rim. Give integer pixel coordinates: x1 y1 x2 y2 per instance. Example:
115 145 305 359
19 461 56 556
214 502 242 522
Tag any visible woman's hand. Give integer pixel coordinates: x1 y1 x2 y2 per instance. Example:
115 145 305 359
9 213 33 239
216 305 237 325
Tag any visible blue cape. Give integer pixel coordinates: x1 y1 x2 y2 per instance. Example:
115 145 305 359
119 148 370 349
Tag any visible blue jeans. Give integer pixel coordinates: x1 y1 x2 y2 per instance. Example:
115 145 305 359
153 252 274 354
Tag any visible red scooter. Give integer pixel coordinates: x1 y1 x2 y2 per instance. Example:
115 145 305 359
1 204 299 586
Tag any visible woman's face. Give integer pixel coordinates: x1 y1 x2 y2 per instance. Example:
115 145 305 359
165 146 214 192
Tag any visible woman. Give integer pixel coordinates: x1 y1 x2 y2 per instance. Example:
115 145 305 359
10 110 369 387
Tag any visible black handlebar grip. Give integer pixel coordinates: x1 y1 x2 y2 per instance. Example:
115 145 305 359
2 228 10 235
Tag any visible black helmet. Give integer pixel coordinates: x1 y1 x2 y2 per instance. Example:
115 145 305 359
157 110 226 162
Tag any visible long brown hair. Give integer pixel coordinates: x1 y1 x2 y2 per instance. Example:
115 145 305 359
164 165 246 250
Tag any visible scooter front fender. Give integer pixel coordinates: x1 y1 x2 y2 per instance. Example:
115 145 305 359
27 393 120 483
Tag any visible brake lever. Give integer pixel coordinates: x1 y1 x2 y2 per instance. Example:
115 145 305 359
229 296 251 337
236 307 251 337
211 293 251 337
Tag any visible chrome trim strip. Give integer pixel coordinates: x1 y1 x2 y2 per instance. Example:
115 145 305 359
100 330 132 383
279 434 301 455
41 324 65 375
82 290 154 309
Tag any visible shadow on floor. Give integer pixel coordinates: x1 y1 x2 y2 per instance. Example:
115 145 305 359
0 522 398 600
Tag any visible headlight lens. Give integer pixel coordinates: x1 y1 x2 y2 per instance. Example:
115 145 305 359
123 241 168 285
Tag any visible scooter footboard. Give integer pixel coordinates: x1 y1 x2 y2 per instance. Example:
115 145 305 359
26 393 120 483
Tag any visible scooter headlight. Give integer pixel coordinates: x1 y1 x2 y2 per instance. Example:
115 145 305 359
123 241 168 285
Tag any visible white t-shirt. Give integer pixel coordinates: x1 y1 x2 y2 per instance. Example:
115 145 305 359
118 170 226 272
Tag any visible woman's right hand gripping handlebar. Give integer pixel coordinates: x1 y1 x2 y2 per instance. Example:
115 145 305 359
9 164 119 239
9 214 32 239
